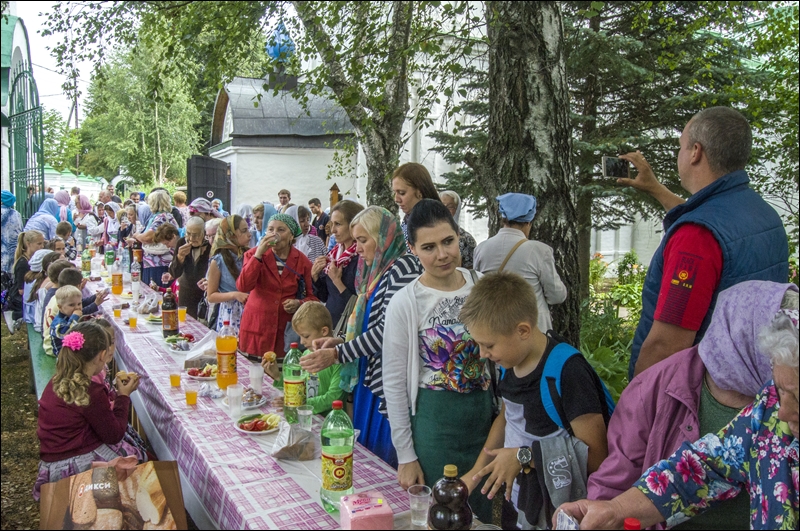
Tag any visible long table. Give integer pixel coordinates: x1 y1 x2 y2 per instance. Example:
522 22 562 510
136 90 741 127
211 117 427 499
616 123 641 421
93 281 411 529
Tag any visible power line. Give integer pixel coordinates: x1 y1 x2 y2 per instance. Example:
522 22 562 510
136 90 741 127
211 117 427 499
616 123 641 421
31 62 91 84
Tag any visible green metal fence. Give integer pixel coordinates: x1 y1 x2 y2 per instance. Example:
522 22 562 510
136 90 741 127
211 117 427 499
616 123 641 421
9 60 44 224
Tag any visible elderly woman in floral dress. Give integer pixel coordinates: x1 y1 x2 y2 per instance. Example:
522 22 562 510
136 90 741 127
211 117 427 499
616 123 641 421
556 298 799 530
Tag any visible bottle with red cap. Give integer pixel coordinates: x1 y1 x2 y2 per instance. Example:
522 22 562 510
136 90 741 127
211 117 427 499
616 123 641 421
320 400 354 512
283 342 306 424
624 517 641 530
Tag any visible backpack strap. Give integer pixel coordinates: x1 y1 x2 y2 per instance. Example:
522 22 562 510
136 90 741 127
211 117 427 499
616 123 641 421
498 238 527 272
541 343 582 436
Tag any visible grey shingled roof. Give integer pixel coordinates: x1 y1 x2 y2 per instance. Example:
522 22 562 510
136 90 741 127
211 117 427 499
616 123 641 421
226 77 354 137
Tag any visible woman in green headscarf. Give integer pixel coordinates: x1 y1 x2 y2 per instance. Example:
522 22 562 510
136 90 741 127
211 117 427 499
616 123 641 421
237 213 319 360
300 206 423 467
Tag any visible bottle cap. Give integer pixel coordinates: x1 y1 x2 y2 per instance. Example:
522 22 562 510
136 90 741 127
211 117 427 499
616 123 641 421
443 464 458 477
332 400 343 410
290 342 299 348
623 518 641 530
223 321 230 326
166 288 172 293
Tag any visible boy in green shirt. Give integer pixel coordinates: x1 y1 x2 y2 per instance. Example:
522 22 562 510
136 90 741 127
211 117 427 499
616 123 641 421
262 301 344 416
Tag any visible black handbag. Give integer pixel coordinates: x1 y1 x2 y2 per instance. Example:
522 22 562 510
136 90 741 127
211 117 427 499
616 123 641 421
274 255 307 299
197 292 209 322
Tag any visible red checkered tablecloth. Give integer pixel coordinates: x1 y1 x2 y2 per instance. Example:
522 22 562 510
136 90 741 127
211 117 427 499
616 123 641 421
92 281 410 529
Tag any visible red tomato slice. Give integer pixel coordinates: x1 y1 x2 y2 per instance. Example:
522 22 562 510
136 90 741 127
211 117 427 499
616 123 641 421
188 368 200 376
254 420 266 431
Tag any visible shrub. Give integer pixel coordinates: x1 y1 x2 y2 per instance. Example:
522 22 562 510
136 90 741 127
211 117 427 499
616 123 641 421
579 297 635 402
616 249 647 286
589 253 609 293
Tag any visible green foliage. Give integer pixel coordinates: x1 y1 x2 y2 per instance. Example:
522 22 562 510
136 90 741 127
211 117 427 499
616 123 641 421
79 42 201 185
41 107 81 173
588 252 609 293
789 255 799 288
579 297 634 401
615 249 646 285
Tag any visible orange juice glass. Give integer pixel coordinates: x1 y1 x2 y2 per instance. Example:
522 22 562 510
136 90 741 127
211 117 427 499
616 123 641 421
185 389 198 406
89 248 96 258
111 272 123 295
170 373 181 387
128 315 138 329
113 307 121 318
178 306 187 322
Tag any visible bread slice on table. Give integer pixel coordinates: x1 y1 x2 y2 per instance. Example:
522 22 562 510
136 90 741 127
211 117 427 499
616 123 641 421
69 470 97 526
135 462 167 525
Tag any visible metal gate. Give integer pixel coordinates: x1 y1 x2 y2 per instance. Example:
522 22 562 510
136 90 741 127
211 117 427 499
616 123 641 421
9 60 44 224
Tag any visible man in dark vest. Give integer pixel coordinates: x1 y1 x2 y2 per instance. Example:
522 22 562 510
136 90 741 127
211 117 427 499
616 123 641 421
618 106 788 379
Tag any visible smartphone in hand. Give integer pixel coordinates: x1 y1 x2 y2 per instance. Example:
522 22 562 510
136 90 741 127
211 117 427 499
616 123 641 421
602 155 631 179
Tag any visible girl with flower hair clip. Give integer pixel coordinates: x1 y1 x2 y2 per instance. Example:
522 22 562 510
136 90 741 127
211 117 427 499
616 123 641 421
33 322 146 501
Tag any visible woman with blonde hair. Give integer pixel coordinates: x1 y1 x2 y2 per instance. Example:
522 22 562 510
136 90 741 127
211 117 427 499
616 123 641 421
126 190 178 287
207 215 251 334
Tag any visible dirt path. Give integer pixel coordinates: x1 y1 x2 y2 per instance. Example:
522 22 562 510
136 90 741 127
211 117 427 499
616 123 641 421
0 325 40 530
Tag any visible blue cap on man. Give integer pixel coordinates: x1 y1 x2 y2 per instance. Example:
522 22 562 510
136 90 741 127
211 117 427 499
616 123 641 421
497 193 537 223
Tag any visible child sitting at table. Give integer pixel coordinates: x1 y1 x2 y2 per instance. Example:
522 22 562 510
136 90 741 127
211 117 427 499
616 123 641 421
55 221 77 260
262 301 345 416
49 285 83 356
42 267 108 357
33 321 145 501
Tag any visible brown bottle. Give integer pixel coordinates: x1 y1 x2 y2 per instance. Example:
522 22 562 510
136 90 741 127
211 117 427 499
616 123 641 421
162 288 179 338
131 238 143 270
428 465 472 531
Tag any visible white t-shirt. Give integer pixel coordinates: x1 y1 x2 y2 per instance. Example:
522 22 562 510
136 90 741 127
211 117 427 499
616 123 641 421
413 270 489 392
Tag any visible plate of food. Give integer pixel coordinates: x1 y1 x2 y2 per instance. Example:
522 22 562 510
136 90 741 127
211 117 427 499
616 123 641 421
119 291 133 299
165 332 196 351
234 413 281 435
145 314 163 324
223 387 268 409
187 364 217 380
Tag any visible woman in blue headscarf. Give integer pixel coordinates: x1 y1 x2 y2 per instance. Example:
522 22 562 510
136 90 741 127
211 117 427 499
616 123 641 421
252 202 278 247
211 198 229 218
1 190 23 274
24 198 60 240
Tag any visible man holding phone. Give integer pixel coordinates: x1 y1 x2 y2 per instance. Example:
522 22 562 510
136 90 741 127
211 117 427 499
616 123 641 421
618 106 788 379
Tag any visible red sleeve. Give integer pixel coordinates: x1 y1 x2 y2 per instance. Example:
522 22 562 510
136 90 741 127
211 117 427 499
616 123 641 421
84 383 130 444
654 223 723 331
237 248 264 293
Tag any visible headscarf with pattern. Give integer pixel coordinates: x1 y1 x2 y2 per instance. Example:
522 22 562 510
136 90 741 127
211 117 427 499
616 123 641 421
268 213 302 238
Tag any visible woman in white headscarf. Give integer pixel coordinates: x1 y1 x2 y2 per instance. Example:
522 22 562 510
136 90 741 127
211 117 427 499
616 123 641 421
286 205 327 262
439 190 476 269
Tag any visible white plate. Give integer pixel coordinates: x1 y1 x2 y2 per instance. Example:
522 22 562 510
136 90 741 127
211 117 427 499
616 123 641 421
186 374 216 381
233 421 279 435
223 396 268 410
120 293 133 299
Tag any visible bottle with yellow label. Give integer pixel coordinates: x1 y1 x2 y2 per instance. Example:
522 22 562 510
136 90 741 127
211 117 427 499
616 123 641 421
320 400 354 512
216 320 238 390
283 342 306 424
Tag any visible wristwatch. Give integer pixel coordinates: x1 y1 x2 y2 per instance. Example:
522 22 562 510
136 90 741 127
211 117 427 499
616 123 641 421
517 447 532 474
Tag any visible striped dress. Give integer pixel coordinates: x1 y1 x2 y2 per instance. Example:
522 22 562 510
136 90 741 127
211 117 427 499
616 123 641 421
335 254 422 415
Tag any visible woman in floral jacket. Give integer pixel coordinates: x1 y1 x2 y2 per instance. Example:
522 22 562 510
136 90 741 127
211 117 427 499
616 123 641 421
556 306 798 530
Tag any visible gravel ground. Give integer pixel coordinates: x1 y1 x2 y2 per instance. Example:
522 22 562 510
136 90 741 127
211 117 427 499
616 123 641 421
0 324 40 530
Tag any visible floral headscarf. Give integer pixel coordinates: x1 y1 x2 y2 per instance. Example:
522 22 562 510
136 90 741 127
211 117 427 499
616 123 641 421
211 215 247 258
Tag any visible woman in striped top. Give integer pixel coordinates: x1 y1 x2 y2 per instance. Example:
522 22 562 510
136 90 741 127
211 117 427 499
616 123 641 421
301 206 422 467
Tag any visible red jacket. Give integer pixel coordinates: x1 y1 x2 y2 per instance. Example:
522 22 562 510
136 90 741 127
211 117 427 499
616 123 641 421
236 246 318 357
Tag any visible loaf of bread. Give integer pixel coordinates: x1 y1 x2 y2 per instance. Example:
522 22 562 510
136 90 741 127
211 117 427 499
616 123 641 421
70 471 97 526
122 509 145 531
91 467 121 510
135 463 167 524
93 508 123 530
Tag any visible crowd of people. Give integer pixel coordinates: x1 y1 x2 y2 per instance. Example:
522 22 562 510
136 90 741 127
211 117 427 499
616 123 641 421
0 107 797 529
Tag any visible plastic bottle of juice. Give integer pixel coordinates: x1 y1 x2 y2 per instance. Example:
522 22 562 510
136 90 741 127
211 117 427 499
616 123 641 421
320 400 354 512
428 465 473 530
111 258 124 295
81 247 91 278
216 321 238 390
130 260 141 301
283 343 306 424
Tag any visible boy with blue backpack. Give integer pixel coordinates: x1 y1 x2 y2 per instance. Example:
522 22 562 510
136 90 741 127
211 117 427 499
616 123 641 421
460 271 613 529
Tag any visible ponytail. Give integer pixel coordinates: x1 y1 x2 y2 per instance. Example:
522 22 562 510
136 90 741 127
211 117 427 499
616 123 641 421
13 231 44 268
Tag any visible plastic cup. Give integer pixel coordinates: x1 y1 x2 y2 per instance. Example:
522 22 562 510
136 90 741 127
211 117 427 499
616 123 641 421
170 373 181 387
408 485 432 527
297 405 313 431
249 364 263 395
113 307 121 318
185 388 198 406
227 383 244 418
178 306 187 322
128 314 138 329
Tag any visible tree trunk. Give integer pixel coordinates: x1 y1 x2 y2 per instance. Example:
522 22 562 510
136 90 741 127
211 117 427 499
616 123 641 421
577 13 601 303
484 1 580 346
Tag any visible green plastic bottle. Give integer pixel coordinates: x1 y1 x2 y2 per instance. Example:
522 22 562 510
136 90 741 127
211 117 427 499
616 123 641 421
283 342 306 424
320 400 354 512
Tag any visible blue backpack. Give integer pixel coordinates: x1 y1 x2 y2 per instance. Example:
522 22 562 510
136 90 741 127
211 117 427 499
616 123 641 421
541 343 616 435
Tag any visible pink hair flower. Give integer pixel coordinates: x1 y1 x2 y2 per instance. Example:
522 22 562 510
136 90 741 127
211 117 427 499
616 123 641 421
63 331 85 351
